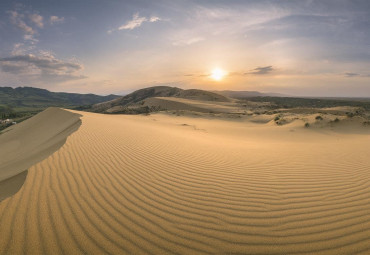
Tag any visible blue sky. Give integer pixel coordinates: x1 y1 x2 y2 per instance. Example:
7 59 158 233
0 0 369 96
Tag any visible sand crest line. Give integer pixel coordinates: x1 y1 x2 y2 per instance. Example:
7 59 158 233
0 108 82 201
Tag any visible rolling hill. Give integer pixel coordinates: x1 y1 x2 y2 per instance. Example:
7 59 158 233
0 86 119 111
89 86 231 113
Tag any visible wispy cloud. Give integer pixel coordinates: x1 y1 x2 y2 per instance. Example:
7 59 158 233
11 42 36 55
9 8 64 38
108 13 161 33
247 66 274 75
23 34 39 44
50 15 64 25
172 36 204 46
345 72 360 77
9 10 35 34
0 54 82 71
29 13 43 28
149 16 161 22
119 13 147 30
0 53 87 83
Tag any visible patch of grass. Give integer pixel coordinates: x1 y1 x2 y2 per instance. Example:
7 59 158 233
244 96 370 111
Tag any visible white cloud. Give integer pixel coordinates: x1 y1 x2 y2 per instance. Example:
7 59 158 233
23 34 39 44
11 43 36 55
29 13 43 28
109 13 161 33
0 53 87 83
50 16 64 24
12 43 25 55
149 16 161 22
9 10 35 34
172 36 205 46
119 13 147 30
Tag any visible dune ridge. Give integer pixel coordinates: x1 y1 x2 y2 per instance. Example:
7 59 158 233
1 110 370 254
0 107 81 201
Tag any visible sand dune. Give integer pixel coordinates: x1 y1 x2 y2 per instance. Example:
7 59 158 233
143 97 243 113
0 108 81 201
1 109 370 254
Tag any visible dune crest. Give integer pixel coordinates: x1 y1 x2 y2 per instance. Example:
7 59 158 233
0 107 81 201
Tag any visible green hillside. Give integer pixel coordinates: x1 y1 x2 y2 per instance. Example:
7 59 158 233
0 87 119 111
0 86 119 131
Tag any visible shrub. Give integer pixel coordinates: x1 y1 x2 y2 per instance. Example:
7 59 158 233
315 115 323 120
304 122 310 128
346 112 354 118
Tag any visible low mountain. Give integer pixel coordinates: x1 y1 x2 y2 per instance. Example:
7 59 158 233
91 86 231 113
0 86 119 111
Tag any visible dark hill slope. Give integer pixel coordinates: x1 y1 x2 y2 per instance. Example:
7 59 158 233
91 86 231 113
0 87 119 110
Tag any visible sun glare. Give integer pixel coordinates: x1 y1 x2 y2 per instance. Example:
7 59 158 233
210 68 227 81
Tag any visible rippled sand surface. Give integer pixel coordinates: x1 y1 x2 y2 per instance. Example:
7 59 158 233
1 109 370 254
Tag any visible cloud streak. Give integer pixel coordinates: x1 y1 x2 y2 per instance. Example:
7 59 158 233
247 66 274 75
50 16 64 24
172 36 204 46
345 72 360 77
29 13 43 28
0 53 86 83
0 54 82 71
109 13 161 33
119 13 147 30
9 10 35 34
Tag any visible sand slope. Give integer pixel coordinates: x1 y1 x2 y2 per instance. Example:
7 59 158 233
0 108 81 201
1 110 370 254
143 97 243 113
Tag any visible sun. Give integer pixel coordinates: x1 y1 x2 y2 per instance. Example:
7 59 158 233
210 68 227 81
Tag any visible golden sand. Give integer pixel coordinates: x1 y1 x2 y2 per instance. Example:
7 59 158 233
1 108 370 254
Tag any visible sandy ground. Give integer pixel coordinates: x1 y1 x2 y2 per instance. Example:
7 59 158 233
143 97 244 113
1 108 370 254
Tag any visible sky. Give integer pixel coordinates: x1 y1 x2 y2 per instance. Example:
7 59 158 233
0 0 370 96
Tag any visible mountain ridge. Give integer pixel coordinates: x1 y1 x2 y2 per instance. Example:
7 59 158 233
0 86 120 111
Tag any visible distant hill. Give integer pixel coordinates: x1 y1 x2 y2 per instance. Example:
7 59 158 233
214 90 289 98
90 86 231 113
0 87 119 111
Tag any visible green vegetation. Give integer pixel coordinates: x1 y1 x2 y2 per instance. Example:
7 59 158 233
0 87 119 111
245 97 370 110
109 106 151 114
304 122 310 128
0 105 37 132
345 109 364 118
315 115 323 120
0 86 120 132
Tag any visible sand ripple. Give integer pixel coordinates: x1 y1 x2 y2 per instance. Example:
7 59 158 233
1 110 370 254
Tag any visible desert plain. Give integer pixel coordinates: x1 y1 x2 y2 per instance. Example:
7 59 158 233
1 99 370 254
